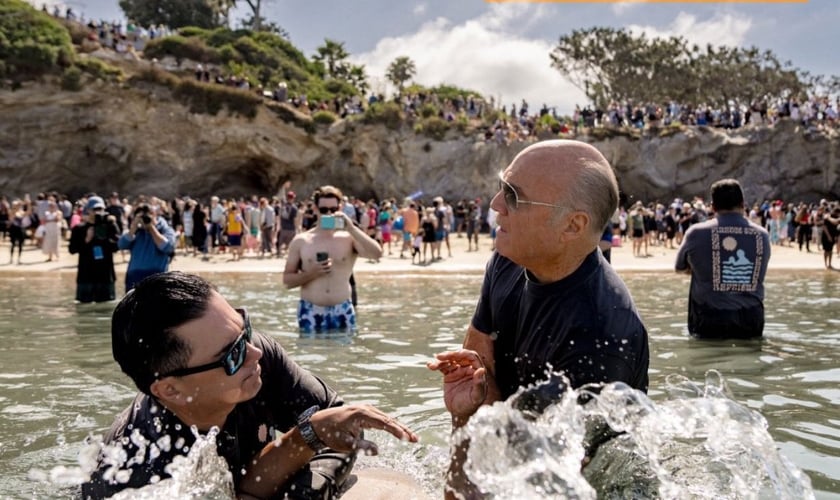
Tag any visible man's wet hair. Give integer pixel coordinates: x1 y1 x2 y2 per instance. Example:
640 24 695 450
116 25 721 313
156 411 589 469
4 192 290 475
710 178 745 211
111 272 216 394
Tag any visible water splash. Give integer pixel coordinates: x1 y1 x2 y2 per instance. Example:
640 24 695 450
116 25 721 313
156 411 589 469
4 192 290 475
459 370 814 499
108 429 234 499
33 427 234 499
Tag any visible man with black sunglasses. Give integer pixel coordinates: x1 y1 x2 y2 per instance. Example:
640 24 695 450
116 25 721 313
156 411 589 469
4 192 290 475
283 185 383 333
82 272 417 499
428 140 649 499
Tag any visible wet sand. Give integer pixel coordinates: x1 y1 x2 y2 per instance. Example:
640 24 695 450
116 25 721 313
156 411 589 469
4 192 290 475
0 232 831 276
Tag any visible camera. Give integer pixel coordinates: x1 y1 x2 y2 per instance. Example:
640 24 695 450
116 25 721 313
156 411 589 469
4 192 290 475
316 251 329 262
94 213 106 225
141 214 152 225
319 215 344 230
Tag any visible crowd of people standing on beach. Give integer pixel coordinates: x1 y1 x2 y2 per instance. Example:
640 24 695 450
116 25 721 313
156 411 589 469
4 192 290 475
613 197 840 268
2 189 838 269
0 188 496 267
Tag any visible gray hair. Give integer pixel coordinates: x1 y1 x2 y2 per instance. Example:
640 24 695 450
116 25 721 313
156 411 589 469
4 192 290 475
572 159 619 235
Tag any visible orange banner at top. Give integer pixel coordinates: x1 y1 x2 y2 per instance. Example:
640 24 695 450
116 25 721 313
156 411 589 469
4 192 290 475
486 0 808 3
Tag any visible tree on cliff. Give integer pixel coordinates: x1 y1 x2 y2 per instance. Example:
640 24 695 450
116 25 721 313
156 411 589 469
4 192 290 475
386 56 416 93
0 0 74 80
550 27 807 109
238 0 269 32
312 38 349 79
118 0 228 29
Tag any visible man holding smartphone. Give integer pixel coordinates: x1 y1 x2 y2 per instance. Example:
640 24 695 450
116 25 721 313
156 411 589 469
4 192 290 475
118 203 177 292
283 186 382 333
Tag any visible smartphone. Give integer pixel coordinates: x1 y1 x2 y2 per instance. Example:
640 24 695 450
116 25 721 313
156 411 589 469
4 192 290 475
316 251 329 262
320 215 335 230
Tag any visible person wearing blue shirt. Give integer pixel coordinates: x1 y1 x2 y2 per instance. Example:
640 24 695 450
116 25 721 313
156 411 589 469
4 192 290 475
118 203 176 291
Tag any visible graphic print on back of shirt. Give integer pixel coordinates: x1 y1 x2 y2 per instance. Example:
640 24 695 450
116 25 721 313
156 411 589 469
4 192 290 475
711 226 765 292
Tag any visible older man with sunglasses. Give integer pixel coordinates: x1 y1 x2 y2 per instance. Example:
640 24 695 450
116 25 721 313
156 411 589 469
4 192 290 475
428 140 649 498
283 185 383 334
82 272 417 499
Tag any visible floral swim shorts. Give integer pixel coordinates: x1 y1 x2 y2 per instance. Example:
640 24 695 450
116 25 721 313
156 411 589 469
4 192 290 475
297 299 357 333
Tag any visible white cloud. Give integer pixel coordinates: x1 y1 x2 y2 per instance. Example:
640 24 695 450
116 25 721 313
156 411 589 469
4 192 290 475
627 11 753 48
611 0 643 17
413 3 427 16
351 5 587 115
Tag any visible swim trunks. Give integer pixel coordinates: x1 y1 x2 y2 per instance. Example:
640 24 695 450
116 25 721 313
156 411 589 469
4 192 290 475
298 299 357 333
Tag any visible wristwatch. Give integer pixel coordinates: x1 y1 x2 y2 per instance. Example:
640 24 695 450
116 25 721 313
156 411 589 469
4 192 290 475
297 405 327 452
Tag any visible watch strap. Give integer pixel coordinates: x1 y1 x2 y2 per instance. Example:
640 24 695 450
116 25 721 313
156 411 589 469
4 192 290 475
297 405 327 452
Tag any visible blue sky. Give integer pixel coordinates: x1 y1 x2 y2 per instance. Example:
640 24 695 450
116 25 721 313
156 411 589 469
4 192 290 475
30 0 840 114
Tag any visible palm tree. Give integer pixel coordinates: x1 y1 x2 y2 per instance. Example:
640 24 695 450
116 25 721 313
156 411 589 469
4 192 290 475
346 64 369 95
386 56 416 93
313 39 349 79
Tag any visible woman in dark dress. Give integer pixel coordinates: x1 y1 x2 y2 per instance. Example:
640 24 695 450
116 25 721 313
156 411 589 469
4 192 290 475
192 201 209 259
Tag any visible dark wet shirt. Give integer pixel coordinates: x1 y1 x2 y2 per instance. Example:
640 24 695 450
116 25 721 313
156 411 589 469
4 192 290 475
472 250 649 399
82 332 349 499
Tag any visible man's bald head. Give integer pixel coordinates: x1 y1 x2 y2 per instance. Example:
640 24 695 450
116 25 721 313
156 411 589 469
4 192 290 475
512 140 619 236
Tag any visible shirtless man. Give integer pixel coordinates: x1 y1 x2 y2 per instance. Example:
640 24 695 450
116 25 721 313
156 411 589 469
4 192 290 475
283 185 383 333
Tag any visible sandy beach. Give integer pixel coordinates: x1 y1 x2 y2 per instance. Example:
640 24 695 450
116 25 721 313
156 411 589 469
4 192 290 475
0 231 832 277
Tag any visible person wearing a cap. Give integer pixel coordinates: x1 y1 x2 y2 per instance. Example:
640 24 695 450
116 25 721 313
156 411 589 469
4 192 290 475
118 202 177 291
68 196 121 303
675 178 771 339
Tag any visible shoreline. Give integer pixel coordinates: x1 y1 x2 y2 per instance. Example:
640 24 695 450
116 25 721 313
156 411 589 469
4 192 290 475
0 233 833 277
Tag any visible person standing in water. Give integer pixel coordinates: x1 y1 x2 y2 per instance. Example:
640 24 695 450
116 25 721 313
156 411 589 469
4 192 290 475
675 178 771 339
428 140 649 499
283 186 382 333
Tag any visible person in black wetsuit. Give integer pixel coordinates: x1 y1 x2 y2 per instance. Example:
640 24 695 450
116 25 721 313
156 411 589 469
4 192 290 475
82 272 417 499
428 140 649 499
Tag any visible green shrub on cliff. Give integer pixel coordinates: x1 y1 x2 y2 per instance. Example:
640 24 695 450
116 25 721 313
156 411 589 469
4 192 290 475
361 101 403 130
143 35 220 64
76 56 123 81
415 116 450 141
155 27 330 105
0 0 74 79
178 78 262 117
312 110 337 125
60 66 82 91
130 67 261 118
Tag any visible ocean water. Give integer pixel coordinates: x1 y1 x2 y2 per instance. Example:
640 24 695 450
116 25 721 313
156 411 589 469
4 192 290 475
0 270 837 498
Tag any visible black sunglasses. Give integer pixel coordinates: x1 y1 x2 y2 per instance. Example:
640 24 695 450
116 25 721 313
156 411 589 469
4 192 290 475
498 171 572 211
318 206 339 214
160 308 252 378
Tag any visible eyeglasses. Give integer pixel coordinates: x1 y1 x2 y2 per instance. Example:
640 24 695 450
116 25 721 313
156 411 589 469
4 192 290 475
498 171 572 211
159 308 253 378
318 206 339 214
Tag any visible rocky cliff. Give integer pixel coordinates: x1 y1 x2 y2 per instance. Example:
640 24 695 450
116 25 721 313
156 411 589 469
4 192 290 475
1 78 837 205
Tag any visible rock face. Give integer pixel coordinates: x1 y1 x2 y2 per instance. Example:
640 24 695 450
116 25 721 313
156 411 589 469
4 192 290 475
1 80 837 205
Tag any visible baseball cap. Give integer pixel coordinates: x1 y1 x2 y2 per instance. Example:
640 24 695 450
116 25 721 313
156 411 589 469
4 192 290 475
84 196 106 212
